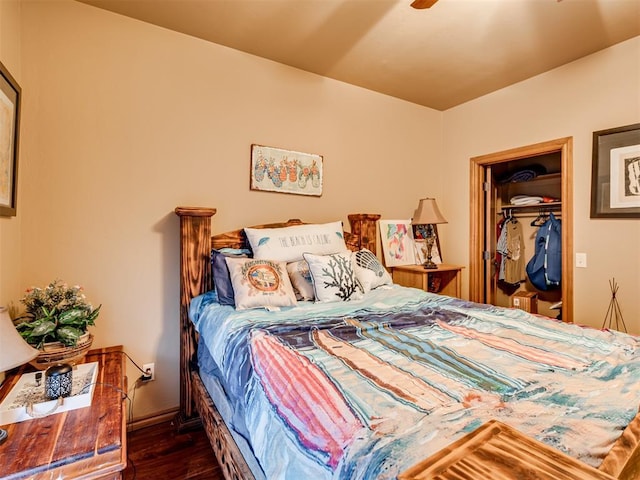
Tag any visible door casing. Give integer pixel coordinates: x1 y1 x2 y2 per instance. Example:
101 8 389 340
469 137 573 323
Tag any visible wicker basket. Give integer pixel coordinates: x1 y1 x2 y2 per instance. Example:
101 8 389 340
29 333 94 370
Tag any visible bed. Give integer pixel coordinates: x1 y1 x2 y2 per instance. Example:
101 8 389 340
175 206 640 480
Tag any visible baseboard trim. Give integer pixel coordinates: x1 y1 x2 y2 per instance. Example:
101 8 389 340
127 407 179 432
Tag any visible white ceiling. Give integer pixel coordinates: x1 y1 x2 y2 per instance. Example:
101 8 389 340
78 0 640 111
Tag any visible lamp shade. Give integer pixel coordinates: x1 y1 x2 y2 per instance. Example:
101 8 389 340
0 306 39 371
412 198 448 225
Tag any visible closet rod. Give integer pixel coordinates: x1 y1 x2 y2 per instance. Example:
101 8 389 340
501 211 562 219
498 202 562 219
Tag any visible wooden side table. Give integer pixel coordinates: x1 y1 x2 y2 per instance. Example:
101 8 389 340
0 346 127 479
392 264 464 298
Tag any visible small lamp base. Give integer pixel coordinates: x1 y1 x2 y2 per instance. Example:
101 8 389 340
422 226 438 270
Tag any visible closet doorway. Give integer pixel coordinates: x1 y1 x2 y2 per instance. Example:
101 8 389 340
469 137 573 323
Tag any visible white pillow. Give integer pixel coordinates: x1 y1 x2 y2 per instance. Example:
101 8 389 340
286 260 315 301
353 248 393 292
245 221 347 263
225 257 297 310
303 252 364 303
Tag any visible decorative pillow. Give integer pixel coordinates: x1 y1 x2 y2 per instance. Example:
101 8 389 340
211 248 251 306
245 221 347 263
303 252 364 303
353 248 393 292
286 260 315 301
225 257 297 310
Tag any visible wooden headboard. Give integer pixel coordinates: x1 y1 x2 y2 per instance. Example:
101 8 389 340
173 206 380 427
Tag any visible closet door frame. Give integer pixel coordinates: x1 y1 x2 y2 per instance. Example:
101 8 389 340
469 137 573 323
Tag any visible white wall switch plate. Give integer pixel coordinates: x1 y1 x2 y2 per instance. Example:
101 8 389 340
576 252 587 268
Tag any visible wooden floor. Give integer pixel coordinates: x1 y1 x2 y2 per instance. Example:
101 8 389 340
124 421 224 480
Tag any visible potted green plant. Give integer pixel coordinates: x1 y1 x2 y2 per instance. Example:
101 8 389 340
15 280 101 368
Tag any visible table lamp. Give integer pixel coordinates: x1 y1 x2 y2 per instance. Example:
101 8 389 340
411 197 447 269
0 306 39 445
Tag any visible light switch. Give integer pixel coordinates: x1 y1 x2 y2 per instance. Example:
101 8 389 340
576 252 587 268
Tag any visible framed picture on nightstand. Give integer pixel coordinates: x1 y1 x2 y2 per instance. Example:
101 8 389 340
412 224 442 265
379 219 416 267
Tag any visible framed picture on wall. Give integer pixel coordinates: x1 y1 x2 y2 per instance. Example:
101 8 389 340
379 220 416 267
0 61 21 217
250 144 323 196
590 123 640 218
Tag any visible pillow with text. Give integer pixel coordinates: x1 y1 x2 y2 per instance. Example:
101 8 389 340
245 221 347 263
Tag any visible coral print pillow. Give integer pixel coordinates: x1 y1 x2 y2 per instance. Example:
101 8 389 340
303 252 363 303
245 221 347 263
225 257 297 310
353 248 393 292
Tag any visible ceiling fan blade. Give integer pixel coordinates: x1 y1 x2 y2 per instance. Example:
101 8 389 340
411 0 439 9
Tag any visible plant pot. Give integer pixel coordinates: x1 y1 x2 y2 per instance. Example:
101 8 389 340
29 333 94 370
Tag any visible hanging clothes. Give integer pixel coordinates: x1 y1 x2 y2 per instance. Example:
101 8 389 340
496 213 525 289
495 216 507 281
526 212 562 290
503 219 525 285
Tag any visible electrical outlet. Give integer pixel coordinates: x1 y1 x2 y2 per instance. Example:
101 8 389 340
142 363 155 381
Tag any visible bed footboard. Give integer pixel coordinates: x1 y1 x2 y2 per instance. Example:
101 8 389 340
599 407 640 480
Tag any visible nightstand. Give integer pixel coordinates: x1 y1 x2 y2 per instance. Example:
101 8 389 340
0 346 127 479
392 264 464 298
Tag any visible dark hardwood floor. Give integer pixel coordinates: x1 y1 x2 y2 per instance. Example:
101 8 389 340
124 421 224 480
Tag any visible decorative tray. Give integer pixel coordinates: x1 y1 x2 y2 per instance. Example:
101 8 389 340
0 362 99 424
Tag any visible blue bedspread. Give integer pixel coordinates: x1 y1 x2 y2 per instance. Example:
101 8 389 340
190 286 640 479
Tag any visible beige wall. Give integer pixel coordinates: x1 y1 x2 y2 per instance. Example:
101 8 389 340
0 0 22 306
443 36 640 334
13 0 441 419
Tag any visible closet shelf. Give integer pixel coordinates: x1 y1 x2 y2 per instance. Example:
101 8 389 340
499 201 561 212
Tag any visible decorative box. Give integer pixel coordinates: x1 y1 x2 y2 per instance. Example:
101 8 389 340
511 290 538 313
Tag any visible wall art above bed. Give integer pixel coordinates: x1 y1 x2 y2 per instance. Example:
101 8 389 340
250 144 323 196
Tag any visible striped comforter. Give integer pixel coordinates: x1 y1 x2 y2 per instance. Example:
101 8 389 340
190 285 640 480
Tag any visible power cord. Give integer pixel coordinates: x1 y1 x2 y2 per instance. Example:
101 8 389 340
88 350 153 382
123 378 141 480
120 350 153 382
